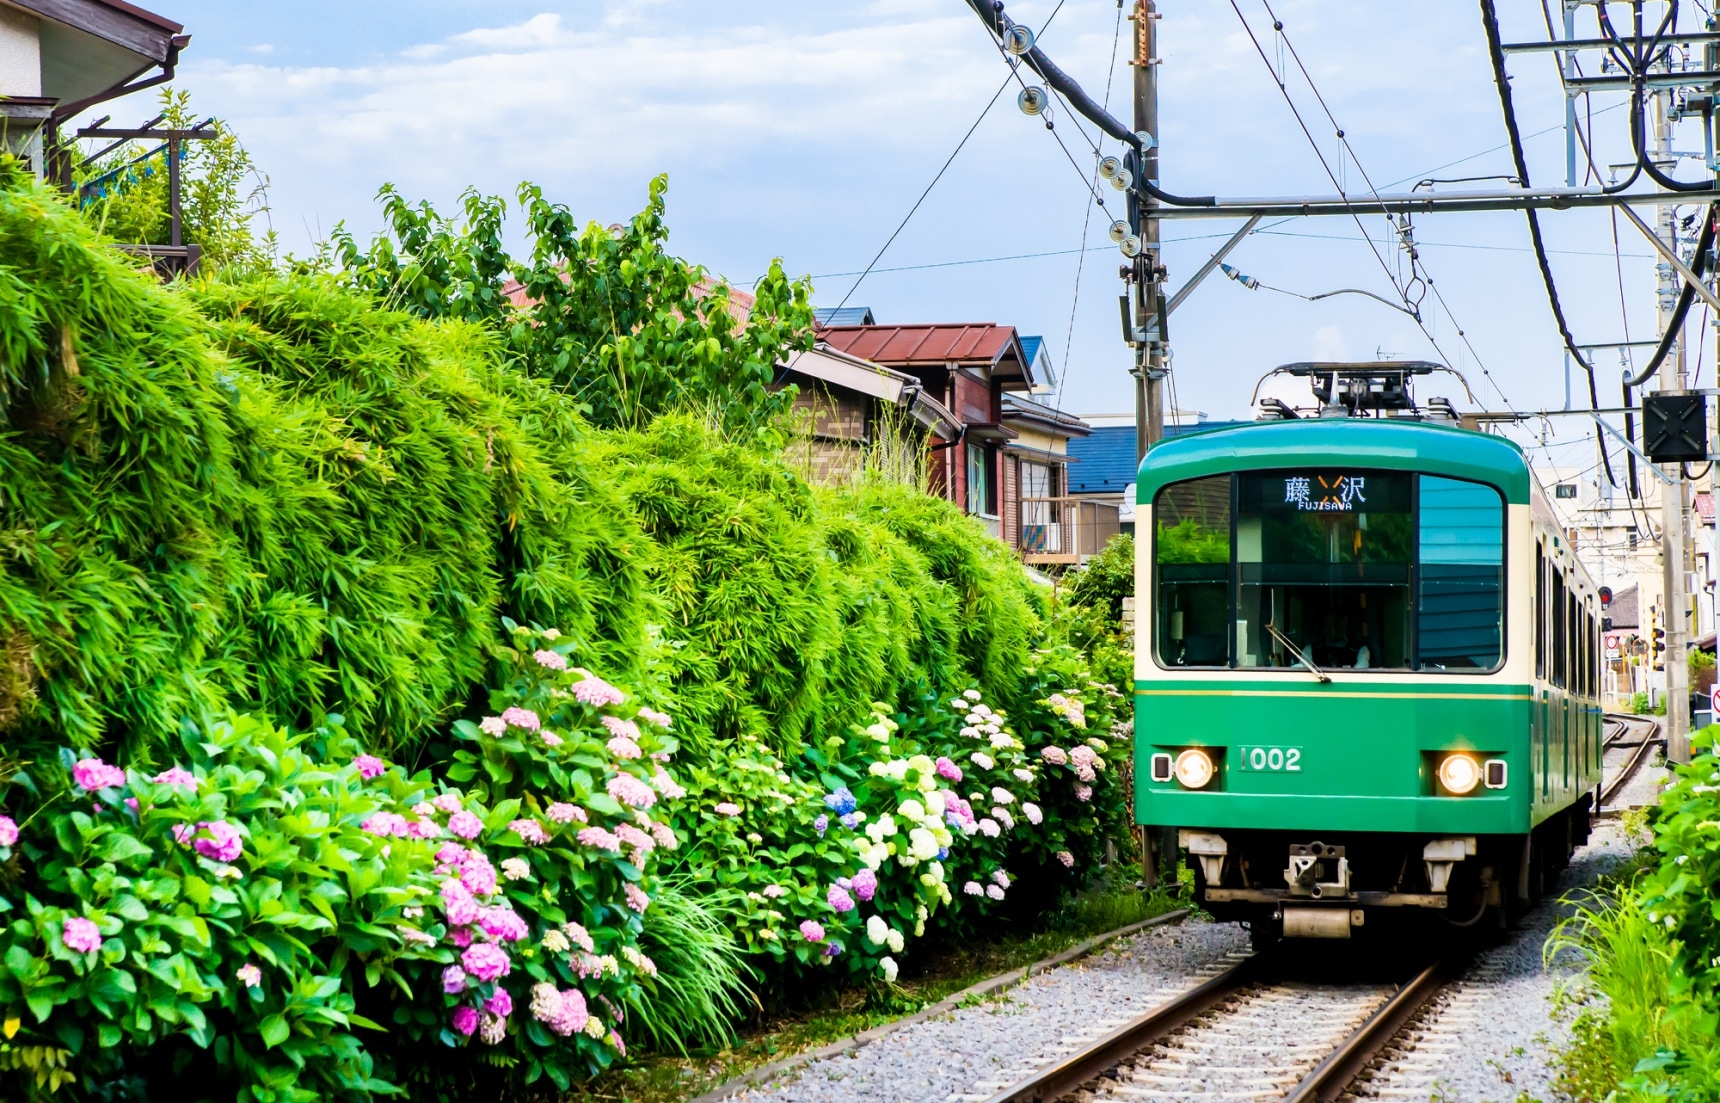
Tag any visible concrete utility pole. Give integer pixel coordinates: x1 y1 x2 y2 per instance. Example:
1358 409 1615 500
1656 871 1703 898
1133 0 1164 463
1653 88 1693 764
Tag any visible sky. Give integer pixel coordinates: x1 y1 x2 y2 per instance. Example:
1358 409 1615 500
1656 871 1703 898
107 0 1713 474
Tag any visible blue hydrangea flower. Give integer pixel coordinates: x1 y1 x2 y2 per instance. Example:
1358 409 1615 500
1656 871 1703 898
840 811 861 829
823 940 844 957
937 847 949 861
823 787 858 816
814 813 830 836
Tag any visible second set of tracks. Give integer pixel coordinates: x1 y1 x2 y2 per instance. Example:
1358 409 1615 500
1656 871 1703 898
970 950 1453 1103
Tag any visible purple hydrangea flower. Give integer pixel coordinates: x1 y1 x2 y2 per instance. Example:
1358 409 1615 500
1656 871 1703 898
827 884 855 913
72 758 125 792
799 919 826 942
461 943 512 983
484 988 514 1017
814 813 829 837
442 965 468 993
851 868 878 903
194 821 243 862
62 917 103 953
447 811 484 839
822 787 857 815
0 816 17 847
353 755 386 780
451 1005 480 1036
152 767 196 789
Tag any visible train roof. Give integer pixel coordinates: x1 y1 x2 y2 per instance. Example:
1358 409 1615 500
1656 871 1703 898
1135 418 1531 506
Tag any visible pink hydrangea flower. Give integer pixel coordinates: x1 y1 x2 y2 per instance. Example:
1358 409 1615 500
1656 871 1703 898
441 965 468 993
441 881 480 927
1074 784 1093 802
62 917 103 953
638 707 672 728
1056 850 1075 869
407 818 441 840
484 988 513 1017
1021 802 1043 825
461 942 512 982
578 827 621 852
713 802 741 817
935 757 962 782
799 919 826 942
435 842 466 867
361 813 407 837
0 816 18 847
433 792 463 813
1069 745 1097 768
533 649 567 671
978 818 1001 838
987 883 1006 901
615 824 654 855
624 883 650 913
447 811 483 839
828 884 855 913
451 1006 480 1036
851 868 878 903
607 774 656 809
152 767 196 789
649 821 678 849
479 906 529 943
72 758 125 792
411 802 437 818
652 769 686 800
606 737 642 760
1040 746 1069 766
448 926 474 948
564 923 595 953
572 676 625 707
194 821 244 862
353 755 386 780
479 716 507 737
541 731 564 747
236 963 262 988
601 715 641 741
501 707 540 732
545 803 585 824
458 854 498 897
509 819 549 845
963 881 984 896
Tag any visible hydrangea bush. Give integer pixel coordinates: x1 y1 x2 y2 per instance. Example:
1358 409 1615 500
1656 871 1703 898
0 715 446 1101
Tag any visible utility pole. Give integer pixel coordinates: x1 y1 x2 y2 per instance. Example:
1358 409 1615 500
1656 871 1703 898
1653 87 1693 763
1133 0 1164 463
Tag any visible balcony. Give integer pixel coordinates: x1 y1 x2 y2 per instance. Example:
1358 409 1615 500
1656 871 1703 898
1017 497 1120 566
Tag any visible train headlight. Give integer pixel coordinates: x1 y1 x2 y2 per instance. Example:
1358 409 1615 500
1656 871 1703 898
1437 753 1482 796
1174 749 1215 790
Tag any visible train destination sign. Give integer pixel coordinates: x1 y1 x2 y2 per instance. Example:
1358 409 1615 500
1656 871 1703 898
1240 470 1411 514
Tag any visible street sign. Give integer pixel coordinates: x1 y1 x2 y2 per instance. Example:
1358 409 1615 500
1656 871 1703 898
1711 684 1720 717
1606 633 1621 649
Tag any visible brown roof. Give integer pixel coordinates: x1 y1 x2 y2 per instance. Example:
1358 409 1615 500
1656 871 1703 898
95 0 184 33
818 323 1034 387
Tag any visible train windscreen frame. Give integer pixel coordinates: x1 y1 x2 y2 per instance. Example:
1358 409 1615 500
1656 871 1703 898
1152 469 1506 674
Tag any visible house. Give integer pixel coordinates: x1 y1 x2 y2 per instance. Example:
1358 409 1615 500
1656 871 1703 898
818 322 1036 540
999 392 1104 565
774 342 957 486
0 0 186 181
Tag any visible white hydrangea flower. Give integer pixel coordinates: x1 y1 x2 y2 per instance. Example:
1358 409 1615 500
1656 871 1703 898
989 731 1016 749
992 808 1015 830
881 956 899 982
963 689 983 701
1013 768 1034 783
971 753 994 770
886 928 905 953
866 722 891 741
991 787 1015 805
986 884 1006 901
924 790 947 815
866 915 890 945
960 726 981 739
908 827 939 861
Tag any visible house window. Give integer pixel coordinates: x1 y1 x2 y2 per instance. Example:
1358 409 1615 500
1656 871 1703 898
966 443 994 516
1020 460 1056 549
1555 484 1577 499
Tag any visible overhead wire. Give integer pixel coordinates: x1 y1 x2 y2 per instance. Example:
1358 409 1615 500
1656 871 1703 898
832 1 1071 311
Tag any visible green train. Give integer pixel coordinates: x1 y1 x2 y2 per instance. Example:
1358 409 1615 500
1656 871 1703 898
1134 394 1603 942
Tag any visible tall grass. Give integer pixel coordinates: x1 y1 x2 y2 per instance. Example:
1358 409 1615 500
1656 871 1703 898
631 877 754 1056
1547 887 1720 1101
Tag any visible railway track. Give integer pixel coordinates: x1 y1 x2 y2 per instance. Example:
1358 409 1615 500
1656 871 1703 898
962 951 1453 1103
1600 712 1661 810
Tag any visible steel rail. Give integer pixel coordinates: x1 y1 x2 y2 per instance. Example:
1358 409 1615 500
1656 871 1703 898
1601 715 1662 809
978 955 1261 1103
1280 961 1449 1103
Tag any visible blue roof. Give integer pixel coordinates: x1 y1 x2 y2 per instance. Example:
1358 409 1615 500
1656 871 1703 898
1065 421 1252 494
814 306 875 326
1020 335 1043 363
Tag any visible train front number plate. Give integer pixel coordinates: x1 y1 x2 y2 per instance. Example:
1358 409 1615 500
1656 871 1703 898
1238 746 1303 772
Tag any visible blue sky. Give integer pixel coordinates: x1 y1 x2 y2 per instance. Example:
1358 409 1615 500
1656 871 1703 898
115 0 1700 471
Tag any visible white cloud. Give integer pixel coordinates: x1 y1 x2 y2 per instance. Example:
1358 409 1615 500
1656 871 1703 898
1312 324 1349 362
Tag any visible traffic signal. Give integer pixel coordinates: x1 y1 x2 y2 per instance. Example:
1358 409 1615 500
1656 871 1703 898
1653 627 1667 656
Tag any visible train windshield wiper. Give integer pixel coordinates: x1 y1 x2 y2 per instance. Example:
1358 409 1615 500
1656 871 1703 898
1264 622 1332 684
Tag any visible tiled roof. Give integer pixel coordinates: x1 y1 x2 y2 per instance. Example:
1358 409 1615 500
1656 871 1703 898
1001 393 1089 436
820 323 1021 368
814 306 875 326
1065 421 1253 494
1607 584 1639 630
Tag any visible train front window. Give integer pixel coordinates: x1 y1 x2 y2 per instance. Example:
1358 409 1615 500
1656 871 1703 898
1235 471 1412 670
1152 469 1506 673
1154 475 1231 668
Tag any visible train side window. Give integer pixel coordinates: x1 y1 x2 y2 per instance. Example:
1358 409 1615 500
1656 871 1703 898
1550 568 1567 688
1154 476 1232 668
1534 544 1546 679
1417 476 1504 670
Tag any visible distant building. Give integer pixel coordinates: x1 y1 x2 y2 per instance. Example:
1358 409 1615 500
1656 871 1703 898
818 322 1036 542
774 342 957 486
1065 412 1252 533
999 392 1099 565
812 306 875 327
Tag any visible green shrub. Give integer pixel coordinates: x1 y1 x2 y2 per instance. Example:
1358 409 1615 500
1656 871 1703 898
0 714 446 1101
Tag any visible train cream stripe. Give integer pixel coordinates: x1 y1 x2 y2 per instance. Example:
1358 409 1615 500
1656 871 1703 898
1135 688 1534 701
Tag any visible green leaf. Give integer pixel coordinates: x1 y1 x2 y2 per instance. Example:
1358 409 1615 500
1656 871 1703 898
260 1014 290 1048
94 833 155 864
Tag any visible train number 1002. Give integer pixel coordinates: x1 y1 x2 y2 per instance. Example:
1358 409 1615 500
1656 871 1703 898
1238 746 1302 772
